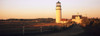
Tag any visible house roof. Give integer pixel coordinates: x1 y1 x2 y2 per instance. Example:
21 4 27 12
61 19 67 21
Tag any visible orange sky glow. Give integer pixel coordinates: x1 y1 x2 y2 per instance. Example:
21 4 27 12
0 0 100 19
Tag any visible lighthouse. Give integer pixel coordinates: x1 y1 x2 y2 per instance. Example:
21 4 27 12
56 1 62 23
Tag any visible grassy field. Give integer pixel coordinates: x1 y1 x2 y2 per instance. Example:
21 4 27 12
0 22 73 36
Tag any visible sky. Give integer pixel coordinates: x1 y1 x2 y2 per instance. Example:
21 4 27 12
0 0 100 19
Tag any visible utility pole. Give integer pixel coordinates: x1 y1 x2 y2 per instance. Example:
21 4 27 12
40 26 42 32
22 22 24 36
23 26 24 36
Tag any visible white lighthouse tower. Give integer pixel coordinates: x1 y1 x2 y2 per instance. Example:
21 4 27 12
56 1 62 23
